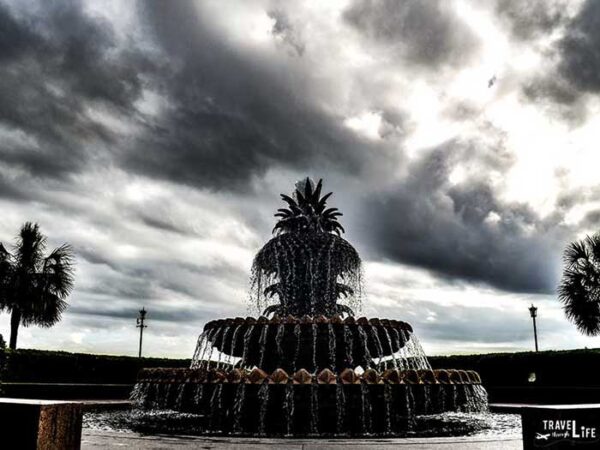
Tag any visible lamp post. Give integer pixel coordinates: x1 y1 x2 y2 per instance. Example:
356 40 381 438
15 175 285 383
529 304 538 352
136 307 147 358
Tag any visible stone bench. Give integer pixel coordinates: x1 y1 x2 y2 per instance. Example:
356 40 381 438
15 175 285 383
521 403 600 450
0 398 82 449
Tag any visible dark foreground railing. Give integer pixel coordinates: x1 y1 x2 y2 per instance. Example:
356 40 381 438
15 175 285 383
0 382 134 400
488 386 600 405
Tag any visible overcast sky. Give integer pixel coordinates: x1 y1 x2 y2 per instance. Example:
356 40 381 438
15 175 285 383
1 0 600 358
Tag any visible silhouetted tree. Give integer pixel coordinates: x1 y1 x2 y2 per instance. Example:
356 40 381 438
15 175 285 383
558 233 600 335
0 222 75 349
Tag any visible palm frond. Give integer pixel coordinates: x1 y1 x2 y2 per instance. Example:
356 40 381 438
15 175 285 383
0 243 12 272
21 291 68 327
0 242 14 309
42 244 75 299
559 234 600 335
564 239 589 266
17 243 75 326
586 234 600 265
15 222 47 271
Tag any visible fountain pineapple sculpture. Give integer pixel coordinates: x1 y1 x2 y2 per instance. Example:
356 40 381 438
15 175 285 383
253 178 359 317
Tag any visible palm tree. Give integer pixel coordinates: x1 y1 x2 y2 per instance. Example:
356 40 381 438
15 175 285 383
558 233 600 335
0 222 75 349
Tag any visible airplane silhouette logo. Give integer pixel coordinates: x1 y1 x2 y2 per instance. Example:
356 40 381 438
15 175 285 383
536 433 550 440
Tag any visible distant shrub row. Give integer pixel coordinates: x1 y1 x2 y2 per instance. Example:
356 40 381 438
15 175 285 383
1 347 600 386
0 348 190 384
429 348 600 387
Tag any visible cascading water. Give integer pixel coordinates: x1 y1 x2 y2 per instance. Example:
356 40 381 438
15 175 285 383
232 383 246 434
335 383 345 434
258 383 270 436
131 178 488 437
284 383 294 436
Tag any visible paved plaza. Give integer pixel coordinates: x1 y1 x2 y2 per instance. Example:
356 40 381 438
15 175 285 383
82 430 522 449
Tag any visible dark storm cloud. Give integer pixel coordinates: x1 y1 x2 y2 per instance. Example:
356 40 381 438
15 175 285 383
137 214 188 236
556 184 600 214
73 250 249 324
522 0 600 118
361 141 567 294
0 0 575 300
0 0 399 196
81 276 155 301
78 245 248 304
583 210 600 228
378 109 409 139
404 300 533 343
268 9 305 57
77 247 119 271
343 0 478 69
557 0 600 94
522 78 580 106
0 1 153 179
0 0 596 354
493 0 569 41
124 1 397 191
0 171 29 201
0 1 39 60
69 303 209 323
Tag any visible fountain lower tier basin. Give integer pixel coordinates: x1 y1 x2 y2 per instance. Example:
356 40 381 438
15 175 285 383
196 318 415 372
131 368 488 436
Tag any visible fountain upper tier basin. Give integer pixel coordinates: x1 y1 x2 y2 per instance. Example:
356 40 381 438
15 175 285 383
193 316 417 373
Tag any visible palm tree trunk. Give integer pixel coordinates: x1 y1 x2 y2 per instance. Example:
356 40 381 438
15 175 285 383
9 308 21 350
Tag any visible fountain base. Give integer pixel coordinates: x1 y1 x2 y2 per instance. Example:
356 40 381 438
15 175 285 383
132 367 488 437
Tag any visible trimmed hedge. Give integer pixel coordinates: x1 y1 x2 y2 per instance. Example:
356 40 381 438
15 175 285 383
1 347 600 387
429 348 600 387
0 348 190 384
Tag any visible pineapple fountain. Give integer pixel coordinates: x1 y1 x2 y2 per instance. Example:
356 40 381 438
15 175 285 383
131 178 488 436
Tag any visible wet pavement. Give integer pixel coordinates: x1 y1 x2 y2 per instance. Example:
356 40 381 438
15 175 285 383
82 408 523 448
81 430 522 449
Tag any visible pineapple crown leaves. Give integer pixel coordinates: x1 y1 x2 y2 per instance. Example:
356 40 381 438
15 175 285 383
272 178 345 236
